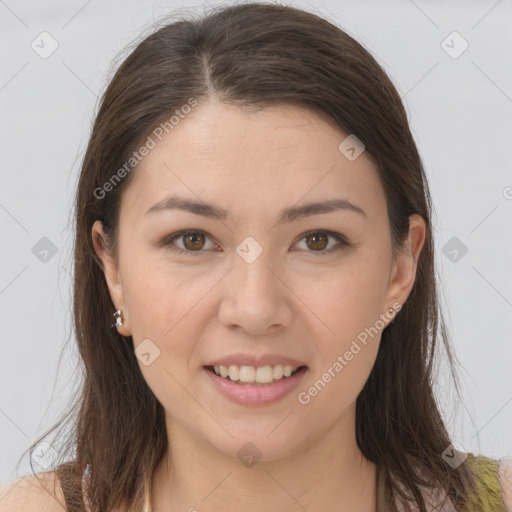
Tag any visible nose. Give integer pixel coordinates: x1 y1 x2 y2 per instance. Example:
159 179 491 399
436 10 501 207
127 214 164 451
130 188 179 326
217 247 293 335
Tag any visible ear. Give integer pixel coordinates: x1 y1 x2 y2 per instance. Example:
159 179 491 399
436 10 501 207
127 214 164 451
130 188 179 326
384 214 426 316
91 220 131 336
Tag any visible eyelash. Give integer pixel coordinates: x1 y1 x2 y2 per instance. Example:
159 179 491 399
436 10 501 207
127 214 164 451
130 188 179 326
160 229 350 256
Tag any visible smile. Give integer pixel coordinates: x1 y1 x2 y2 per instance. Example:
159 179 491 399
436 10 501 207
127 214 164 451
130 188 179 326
204 365 308 406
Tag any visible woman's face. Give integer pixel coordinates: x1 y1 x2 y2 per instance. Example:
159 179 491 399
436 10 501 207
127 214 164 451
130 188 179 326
93 99 424 462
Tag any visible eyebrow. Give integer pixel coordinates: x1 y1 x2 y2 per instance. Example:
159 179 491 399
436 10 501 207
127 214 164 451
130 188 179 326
144 194 367 223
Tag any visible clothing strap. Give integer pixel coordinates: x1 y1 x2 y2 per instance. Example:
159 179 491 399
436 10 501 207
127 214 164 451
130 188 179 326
55 462 87 512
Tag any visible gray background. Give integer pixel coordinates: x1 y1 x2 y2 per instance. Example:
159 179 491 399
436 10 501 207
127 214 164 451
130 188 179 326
1 0 511 483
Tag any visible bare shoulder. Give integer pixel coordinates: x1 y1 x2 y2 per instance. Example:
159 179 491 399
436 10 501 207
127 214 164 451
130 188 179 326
0 470 66 512
498 455 512 512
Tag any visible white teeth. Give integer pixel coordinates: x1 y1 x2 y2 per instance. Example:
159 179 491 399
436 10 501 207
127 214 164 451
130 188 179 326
211 364 300 383
273 365 284 379
239 365 256 382
256 366 273 383
228 365 239 381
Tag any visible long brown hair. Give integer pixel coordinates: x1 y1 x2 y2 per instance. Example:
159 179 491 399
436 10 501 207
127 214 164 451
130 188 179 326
20 3 481 511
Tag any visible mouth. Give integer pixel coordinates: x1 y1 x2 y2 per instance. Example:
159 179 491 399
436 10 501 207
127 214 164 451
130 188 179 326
204 364 307 386
203 364 309 406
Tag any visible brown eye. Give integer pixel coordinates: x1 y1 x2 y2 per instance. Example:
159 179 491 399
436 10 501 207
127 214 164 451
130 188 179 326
305 232 328 250
162 230 217 255
183 232 205 250
293 230 350 255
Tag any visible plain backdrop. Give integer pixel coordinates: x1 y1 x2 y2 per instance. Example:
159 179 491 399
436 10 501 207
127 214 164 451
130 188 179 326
0 0 511 483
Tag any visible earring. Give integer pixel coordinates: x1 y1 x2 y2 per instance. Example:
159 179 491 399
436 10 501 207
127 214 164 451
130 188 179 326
111 309 124 330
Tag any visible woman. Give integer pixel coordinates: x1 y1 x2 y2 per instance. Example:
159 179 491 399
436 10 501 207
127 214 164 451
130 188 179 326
1 3 511 511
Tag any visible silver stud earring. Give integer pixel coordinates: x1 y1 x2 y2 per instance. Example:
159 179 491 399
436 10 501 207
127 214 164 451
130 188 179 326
111 309 124 330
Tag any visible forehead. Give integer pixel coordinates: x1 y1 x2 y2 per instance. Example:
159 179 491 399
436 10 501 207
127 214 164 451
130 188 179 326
121 99 386 222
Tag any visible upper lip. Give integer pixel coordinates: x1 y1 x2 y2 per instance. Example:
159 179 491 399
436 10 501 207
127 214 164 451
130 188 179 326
205 354 307 368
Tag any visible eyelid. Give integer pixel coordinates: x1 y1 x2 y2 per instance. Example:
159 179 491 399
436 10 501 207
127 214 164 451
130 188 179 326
161 228 350 256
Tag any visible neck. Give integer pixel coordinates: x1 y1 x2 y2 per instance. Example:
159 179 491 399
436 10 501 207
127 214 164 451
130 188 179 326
150 411 377 512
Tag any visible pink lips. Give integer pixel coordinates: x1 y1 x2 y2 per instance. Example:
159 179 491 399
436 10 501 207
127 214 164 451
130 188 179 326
204 366 308 407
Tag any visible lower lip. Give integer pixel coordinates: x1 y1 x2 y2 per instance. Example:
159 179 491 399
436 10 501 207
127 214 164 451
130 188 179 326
204 366 308 406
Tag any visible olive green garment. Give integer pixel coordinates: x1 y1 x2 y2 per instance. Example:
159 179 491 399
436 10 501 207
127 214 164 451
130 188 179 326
375 452 507 511
465 453 507 512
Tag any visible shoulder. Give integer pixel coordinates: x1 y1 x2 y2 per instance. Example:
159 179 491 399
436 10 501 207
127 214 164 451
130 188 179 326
405 452 511 512
498 455 512 512
0 470 66 512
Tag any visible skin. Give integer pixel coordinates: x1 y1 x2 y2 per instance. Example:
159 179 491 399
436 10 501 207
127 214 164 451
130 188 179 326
92 98 425 512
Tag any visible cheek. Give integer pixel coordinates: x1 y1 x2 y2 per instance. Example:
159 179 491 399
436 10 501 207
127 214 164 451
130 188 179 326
299 343 377 423
121 248 210 336
120 256 211 408
121 253 224 382
298 268 384 416
296 249 390 410
301 249 391 342
296 308 380 424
